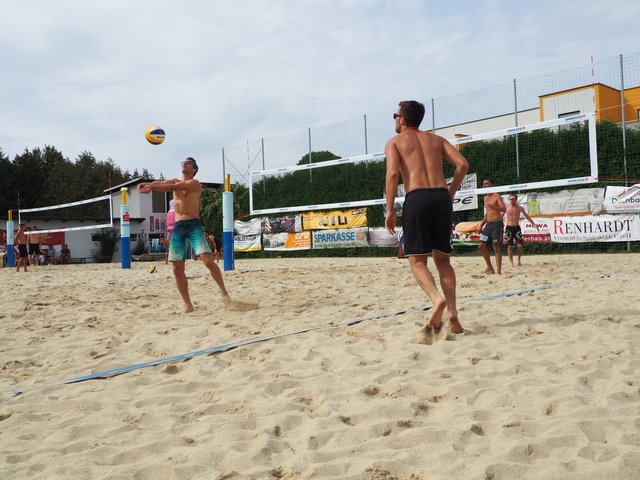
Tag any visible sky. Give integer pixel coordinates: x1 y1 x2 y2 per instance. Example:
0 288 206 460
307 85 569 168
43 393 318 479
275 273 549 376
1 0 638 186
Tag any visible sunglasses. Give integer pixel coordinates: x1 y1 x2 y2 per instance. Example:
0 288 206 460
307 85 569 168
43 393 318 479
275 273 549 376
393 113 403 119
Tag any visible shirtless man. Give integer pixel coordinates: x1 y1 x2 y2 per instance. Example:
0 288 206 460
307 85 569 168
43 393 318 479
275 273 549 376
478 178 506 274
505 194 539 267
385 100 469 338
137 157 230 312
159 234 170 264
14 224 29 272
28 228 41 266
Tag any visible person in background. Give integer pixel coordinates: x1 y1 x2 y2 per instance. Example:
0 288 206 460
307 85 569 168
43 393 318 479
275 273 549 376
59 244 71 263
14 224 29 272
478 178 506 274
505 193 539 267
159 234 170 264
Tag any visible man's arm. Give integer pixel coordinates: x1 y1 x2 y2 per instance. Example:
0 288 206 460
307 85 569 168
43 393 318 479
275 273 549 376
520 206 540 230
443 140 469 201
138 178 198 194
384 139 400 235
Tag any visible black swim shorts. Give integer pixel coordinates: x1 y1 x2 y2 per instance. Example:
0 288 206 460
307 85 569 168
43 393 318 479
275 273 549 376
402 188 453 255
505 225 523 246
480 221 504 245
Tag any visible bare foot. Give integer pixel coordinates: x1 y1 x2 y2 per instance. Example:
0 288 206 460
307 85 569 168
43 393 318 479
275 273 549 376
184 302 194 313
427 299 446 331
482 267 495 274
448 314 464 334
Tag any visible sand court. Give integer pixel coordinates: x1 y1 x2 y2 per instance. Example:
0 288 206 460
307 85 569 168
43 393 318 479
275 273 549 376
1 254 639 479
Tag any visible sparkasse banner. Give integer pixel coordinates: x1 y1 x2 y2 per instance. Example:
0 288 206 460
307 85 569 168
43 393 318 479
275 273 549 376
312 227 368 249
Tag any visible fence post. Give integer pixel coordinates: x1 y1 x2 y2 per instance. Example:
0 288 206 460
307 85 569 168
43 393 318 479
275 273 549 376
364 114 368 154
431 98 436 133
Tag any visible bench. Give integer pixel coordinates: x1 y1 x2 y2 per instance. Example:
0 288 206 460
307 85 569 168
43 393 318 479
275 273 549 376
131 253 166 262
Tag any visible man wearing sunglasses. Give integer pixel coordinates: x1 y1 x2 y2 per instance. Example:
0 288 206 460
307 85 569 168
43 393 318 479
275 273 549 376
385 101 468 340
138 157 230 312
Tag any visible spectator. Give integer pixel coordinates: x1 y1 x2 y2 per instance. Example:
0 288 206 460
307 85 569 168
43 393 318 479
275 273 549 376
60 244 71 263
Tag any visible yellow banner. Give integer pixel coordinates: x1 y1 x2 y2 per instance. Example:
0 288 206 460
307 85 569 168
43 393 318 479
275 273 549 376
303 208 367 230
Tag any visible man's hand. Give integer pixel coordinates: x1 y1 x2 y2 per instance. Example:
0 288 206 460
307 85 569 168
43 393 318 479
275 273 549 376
385 211 397 235
137 183 152 194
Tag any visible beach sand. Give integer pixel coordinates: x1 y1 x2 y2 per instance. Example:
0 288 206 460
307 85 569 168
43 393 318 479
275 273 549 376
1 254 639 479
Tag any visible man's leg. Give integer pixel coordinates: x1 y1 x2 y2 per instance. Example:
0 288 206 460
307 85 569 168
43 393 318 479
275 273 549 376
517 244 523 266
507 245 514 267
432 250 463 334
479 243 495 273
492 243 502 274
408 255 446 330
201 253 230 299
172 261 194 313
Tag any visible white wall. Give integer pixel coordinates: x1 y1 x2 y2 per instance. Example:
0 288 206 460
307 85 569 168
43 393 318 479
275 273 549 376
435 109 540 140
541 89 595 120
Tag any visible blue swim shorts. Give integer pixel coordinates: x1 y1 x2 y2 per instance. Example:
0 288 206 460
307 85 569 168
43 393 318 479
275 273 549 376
169 219 211 262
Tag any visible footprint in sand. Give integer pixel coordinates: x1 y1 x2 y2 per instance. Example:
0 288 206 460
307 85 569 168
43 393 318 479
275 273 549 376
417 324 448 345
224 299 260 312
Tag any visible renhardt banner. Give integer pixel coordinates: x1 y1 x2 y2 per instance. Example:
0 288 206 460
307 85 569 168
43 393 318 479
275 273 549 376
263 231 311 251
233 234 262 252
303 208 367 230
540 214 640 243
312 227 369 249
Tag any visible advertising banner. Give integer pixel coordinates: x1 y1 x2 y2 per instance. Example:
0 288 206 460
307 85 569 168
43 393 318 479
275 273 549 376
368 227 402 247
263 231 311 251
233 234 262 252
303 208 367 230
261 215 302 233
312 227 369 249
517 188 605 217
540 214 640 243
603 184 640 214
386 173 478 216
234 218 262 235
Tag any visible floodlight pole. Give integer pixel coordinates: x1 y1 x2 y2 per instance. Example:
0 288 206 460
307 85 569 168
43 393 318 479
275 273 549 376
513 79 521 181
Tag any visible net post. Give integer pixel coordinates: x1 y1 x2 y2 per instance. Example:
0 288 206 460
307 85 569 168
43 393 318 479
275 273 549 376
120 188 131 269
222 175 234 271
6 211 15 268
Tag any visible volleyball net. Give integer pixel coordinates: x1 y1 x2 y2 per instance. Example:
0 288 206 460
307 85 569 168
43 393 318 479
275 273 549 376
249 113 598 215
18 194 114 235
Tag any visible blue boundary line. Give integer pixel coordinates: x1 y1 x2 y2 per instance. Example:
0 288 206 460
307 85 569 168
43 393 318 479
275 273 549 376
8 282 557 399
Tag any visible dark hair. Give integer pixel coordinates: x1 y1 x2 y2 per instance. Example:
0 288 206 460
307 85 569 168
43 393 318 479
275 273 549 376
185 157 199 174
483 178 495 186
398 100 425 128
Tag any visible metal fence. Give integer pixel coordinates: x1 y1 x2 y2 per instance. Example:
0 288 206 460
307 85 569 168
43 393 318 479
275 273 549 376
223 52 640 185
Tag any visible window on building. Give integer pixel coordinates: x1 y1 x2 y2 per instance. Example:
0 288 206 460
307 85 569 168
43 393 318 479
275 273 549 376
152 191 166 213
558 110 580 130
